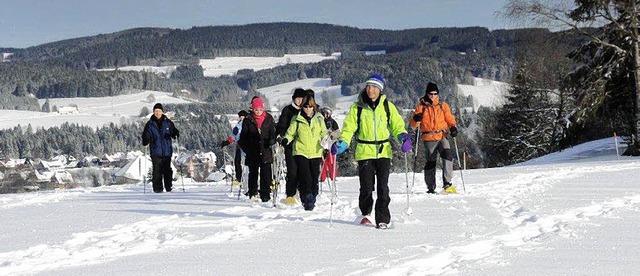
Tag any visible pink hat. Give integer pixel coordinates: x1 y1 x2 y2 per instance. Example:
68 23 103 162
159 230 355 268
251 97 264 109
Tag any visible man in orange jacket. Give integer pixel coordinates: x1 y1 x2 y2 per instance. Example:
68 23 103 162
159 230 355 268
409 82 458 194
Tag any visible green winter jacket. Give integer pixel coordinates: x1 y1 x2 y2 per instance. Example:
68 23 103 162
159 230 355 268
284 111 328 159
339 93 407 161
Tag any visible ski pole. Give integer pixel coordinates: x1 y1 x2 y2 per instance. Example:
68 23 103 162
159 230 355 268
411 124 420 192
403 151 412 215
453 137 466 193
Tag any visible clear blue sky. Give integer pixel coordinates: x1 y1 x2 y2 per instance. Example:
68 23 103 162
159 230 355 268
1 0 511 48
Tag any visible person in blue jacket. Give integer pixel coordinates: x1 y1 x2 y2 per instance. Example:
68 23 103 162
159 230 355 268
142 103 180 193
220 110 248 185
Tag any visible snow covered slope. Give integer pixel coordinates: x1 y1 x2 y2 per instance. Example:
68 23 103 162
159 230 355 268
457 77 509 110
1 138 638 275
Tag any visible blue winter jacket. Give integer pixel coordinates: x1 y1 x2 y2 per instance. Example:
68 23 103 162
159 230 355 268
142 114 179 157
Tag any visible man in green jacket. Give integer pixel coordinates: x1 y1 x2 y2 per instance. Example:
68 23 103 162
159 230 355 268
334 74 413 229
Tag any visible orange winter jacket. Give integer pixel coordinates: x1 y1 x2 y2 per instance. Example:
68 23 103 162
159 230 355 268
409 97 457 141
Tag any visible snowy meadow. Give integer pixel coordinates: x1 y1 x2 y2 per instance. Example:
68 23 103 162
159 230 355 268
1 54 638 275
0 139 638 275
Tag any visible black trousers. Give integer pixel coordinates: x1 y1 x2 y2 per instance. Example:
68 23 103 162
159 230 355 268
294 156 320 201
234 146 242 182
284 145 298 197
358 158 391 225
152 156 173 192
247 162 272 199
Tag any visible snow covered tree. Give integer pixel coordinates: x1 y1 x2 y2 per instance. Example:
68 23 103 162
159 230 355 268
504 0 640 155
481 63 564 166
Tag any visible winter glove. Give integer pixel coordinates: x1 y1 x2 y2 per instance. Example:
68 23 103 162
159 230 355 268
420 96 432 105
449 126 458 138
232 126 239 136
334 140 348 155
173 133 179 139
279 138 288 147
412 113 423 122
398 133 412 153
142 134 149 146
220 140 231 148
330 143 338 155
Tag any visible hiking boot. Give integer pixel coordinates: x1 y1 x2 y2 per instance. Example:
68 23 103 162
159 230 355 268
427 190 436 194
303 202 315 211
377 223 390 229
232 180 240 186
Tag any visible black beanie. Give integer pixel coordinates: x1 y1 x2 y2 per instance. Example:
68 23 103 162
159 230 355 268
425 82 439 95
153 103 164 111
292 88 306 100
305 89 315 98
237 110 248 117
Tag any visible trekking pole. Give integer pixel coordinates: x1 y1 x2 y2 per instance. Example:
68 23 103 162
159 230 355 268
271 145 280 207
453 137 466 193
143 147 148 194
613 132 620 160
225 147 233 193
177 137 185 193
411 124 420 192
403 151 413 215
329 152 338 227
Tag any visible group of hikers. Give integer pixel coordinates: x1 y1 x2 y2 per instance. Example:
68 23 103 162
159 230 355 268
141 74 459 229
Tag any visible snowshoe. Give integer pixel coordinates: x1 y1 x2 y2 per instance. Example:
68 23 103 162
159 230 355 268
359 216 373 225
283 196 297 206
443 185 457 194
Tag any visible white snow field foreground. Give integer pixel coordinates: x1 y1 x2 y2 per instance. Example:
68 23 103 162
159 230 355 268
1 138 639 275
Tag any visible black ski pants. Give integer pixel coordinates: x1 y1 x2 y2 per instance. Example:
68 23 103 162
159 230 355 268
234 146 242 182
294 156 320 202
247 162 272 200
151 156 173 192
284 145 298 197
357 158 391 225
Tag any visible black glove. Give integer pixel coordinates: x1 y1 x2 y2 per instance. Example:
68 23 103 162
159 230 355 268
142 134 149 146
449 126 458 137
280 138 288 147
173 133 179 139
220 140 231 148
164 133 171 139
413 113 423 122
420 96 432 105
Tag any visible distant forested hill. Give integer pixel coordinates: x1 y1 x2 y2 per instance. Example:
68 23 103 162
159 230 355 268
0 23 583 110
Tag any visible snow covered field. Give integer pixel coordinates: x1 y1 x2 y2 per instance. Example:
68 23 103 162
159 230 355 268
0 91 191 131
199 53 340 77
1 138 638 275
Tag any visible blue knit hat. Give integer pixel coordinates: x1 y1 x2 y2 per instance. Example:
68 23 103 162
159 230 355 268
366 74 384 91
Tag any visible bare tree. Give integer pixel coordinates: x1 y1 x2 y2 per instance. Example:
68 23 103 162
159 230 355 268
503 0 640 155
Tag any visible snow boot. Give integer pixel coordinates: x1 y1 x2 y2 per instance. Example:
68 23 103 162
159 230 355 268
376 223 390 229
303 193 315 211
